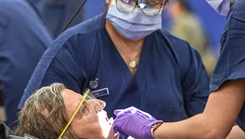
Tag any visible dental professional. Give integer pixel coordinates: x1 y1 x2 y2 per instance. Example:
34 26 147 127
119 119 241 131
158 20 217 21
19 0 210 126
112 0 245 138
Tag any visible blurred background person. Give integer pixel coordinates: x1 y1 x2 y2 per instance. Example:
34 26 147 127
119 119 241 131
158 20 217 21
27 0 86 38
27 0 107 38
162 0 226 55
0 0 52 129
167 0 217 77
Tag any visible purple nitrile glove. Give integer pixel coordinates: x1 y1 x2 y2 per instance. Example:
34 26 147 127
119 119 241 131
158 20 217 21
123 0 130 3
112 106 163 139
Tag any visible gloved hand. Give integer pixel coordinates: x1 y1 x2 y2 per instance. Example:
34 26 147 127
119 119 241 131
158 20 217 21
112 106 163 139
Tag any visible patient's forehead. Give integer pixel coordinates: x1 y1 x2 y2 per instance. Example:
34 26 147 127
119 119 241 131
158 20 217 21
60 89 83 107
60 89 84 118
61 89 83 100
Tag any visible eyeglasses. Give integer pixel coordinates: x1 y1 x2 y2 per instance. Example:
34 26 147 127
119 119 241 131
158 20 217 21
58 89 92 139
115 0 166 16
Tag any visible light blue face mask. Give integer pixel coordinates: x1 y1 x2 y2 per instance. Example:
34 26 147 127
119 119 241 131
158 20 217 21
206 0 237 16
106 0 162 41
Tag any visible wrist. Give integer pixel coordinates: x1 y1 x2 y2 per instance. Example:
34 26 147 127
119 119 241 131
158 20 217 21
151 122 163 139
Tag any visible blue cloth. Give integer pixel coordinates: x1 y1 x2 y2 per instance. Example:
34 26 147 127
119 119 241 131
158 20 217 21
28 0 86 38
19 13 209 122
0 0 52 128
210 0 245 132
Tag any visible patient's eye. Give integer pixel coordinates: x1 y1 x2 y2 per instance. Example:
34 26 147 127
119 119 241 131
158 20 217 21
75 105 87 119
80 105 87 113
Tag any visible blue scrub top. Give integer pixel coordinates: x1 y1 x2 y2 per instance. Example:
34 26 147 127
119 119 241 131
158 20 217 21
19 13 210 122
210 0 245 132
0 0 52 128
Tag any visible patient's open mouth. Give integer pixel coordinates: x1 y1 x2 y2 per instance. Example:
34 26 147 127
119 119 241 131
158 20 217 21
108 117 114 125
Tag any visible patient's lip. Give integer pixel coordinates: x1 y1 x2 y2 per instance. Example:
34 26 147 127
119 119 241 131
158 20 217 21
108 117 114 125
98 110 111 125
101 110 109 121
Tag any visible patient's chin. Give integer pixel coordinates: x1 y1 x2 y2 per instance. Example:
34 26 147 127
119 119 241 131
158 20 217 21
100 122 114 138
107 127 119 139
97 111 113 138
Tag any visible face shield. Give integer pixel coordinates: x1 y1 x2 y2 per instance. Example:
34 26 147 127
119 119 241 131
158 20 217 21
58 89 112 139
58 89 91 139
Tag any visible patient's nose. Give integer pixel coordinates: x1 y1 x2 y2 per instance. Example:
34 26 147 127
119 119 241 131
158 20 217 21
90 99 106 113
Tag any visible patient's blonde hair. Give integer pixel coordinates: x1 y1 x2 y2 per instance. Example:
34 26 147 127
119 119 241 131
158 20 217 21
15 83 80 139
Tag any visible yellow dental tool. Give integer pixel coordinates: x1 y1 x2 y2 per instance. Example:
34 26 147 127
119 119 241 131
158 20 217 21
58 89 90 139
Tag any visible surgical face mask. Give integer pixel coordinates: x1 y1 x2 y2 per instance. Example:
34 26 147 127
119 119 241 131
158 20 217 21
106 0 162 41
206 0 236 16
